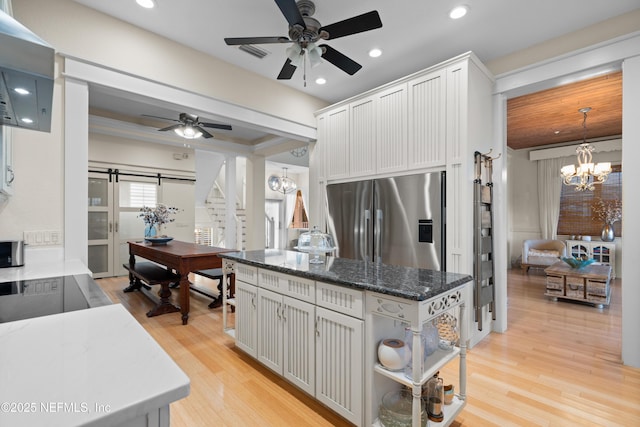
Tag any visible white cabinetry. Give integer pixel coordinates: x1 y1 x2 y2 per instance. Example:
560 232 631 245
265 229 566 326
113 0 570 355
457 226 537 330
256 286 316 395
376 84 408 174
407 69 447 169
325 106 350 180
233 264 259 356
566 240 616 278
349 96 377 177
315 281 364 425
223 262 364 426
235 280 258 357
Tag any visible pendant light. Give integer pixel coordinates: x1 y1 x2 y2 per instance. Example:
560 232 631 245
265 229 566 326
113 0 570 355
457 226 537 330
560 107 612 191
267 167 297 194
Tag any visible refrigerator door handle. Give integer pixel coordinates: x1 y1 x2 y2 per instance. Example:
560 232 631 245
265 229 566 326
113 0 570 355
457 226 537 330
364 209 371 261
375 209 383 263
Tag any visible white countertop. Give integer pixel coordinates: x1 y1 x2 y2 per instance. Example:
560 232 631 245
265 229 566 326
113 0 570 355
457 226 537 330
0 304 190 427
0 259 90 282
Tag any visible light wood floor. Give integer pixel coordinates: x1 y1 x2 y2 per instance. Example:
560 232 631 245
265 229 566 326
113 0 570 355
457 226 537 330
96 269 640 426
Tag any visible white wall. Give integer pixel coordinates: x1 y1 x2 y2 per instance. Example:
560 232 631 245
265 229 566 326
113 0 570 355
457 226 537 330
90 133 196 173
621 54 640 367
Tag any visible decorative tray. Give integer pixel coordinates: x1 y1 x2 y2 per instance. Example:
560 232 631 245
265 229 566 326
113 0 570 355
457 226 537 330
144 237 174 245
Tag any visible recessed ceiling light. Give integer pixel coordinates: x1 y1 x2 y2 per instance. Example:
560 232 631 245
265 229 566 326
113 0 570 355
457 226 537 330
369 48 382 58
14 87 30 95
21 118 34 124
449 5 468 19
136 0 155 9
315 77 326 85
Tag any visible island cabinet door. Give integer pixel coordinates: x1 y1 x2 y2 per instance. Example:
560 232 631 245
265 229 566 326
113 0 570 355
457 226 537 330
283 297 316 396
315 307 364 426
257 288 284 373
235 281 258 357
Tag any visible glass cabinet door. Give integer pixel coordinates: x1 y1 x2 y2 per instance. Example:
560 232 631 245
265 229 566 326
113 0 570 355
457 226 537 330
88 173 114 277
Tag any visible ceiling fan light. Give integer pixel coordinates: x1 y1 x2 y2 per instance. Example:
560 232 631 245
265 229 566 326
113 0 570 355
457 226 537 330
315 77 326 85
286 44 303 65
174 125 202 139
308 45 323 68
369 48 382 58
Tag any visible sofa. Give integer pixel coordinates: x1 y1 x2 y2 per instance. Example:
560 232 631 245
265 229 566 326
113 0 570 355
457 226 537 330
521 239 566 273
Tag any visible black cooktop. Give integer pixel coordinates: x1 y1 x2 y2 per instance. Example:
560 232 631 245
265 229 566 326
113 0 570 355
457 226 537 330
0 275 112 323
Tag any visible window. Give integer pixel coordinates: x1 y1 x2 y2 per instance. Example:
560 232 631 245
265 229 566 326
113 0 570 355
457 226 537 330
120 182 157 208
557 165 622 237
290 190 309 229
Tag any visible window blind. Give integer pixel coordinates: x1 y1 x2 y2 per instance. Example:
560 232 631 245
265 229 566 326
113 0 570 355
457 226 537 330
557 165 621 237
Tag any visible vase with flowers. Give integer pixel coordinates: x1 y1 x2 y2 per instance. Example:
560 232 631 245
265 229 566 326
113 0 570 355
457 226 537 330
591 198 621 242
139 204 179 243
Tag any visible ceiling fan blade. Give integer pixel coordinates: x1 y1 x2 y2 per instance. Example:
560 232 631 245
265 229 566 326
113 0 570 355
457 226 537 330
224 36 290 45
158 124 182 132
277 58 297 80
320 11 382 40
142 114 179 123
320 45 362 75
195 126 214 139
199 122 232 131
274 0 305 28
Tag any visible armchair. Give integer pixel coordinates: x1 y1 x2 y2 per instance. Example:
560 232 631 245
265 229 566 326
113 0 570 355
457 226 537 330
521 239 566 273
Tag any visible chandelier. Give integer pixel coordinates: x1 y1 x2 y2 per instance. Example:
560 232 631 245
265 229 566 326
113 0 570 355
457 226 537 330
267 167 297 194
560 107 612 191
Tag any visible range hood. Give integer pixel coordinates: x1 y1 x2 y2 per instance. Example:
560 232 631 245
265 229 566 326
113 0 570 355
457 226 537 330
0 9 54 133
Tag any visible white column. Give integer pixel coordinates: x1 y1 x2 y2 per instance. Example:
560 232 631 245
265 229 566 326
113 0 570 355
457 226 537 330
621 55 640 368
245 155 266 250
64 77 89 264
224 155 237 250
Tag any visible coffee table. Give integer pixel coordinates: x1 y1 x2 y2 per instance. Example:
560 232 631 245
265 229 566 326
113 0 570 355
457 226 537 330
544 261 612 308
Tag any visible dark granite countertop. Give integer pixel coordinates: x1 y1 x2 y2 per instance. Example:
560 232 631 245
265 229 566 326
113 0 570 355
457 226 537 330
218 249 472 301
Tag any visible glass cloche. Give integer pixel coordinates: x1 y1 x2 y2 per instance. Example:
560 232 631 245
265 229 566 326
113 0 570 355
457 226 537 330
295 226 336 264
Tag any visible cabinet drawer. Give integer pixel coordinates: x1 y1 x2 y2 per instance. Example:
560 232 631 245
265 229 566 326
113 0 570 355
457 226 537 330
316 281 364 319
586 279 608 299
259 269 315 303
235 264 258 285
545 275 564 290
565 280 584 298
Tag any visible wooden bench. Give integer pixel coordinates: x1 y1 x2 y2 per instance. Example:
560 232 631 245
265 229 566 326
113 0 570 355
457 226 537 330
123 262 180 317
193 268 235 310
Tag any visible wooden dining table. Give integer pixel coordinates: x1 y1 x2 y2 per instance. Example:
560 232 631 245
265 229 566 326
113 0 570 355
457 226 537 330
127 240 235 325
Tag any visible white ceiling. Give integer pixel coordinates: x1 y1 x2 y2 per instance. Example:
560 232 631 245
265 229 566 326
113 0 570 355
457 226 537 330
74 0 640 161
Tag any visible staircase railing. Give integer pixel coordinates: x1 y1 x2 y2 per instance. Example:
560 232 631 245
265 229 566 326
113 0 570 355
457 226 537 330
207 179 245 250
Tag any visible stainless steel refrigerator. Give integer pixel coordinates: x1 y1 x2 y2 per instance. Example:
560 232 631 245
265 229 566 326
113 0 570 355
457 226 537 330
325 172 445 270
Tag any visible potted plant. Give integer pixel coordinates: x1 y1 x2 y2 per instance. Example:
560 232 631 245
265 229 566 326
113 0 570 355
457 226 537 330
591 198 622 242
139 204 179 238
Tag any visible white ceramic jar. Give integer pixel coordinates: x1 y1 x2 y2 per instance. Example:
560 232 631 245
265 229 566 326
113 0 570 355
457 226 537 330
377 338 407 371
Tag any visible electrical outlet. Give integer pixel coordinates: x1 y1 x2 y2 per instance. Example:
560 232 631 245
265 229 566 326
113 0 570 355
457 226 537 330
23 230 63 246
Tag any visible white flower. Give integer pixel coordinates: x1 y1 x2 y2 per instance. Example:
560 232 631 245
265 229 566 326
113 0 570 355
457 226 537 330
591 198 622 224
139 204 179 226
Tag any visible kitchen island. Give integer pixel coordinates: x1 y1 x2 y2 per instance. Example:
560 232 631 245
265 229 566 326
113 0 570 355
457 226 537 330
0 259 190 427
218 249 472 427
0 304 190 427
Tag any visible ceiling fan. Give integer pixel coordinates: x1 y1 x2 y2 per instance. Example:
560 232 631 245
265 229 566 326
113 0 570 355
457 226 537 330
143 113 232 139
224 0 382 80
